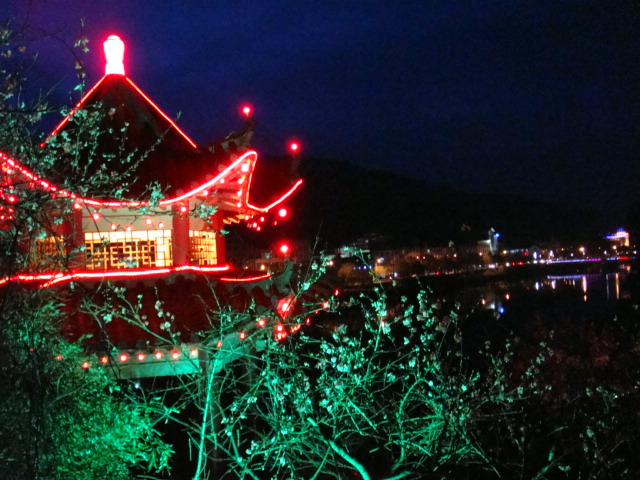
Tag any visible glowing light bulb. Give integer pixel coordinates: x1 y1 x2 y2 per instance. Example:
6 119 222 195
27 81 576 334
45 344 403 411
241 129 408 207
278 207 288 218
289 141 300 153
241 105 252 117
104 35 125 76
278 243 290 255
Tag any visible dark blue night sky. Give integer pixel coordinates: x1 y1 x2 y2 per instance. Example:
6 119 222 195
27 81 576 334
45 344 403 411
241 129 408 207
4 1 640 214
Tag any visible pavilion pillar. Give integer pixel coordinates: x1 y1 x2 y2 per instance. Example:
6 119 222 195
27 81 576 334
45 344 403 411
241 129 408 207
212 210 226 265
172 207 190 266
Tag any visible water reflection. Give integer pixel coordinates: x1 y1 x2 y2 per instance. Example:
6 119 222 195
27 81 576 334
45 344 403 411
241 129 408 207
547 272 624 301
458 265 634 320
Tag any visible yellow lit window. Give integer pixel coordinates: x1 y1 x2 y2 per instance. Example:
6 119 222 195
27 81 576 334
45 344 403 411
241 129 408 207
84 230 172 270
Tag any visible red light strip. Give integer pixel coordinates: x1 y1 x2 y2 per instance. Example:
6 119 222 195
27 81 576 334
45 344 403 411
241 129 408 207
160 152 256 206
0 264 231 288
0 150 258 208
218 273 272 283
125 77 197 149
43 75 197 150
43 76 109 145
246 179 303 213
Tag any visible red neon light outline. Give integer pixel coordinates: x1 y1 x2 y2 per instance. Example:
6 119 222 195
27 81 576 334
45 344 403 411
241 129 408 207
0 264 231 288
246 179 303 213
125 77 197 148
0 151 259 208
44 76 109 143
43 76 197 149
218 273 272 283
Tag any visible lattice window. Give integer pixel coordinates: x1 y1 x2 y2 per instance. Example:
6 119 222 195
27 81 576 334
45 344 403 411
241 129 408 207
189 230 218 265
33 235 66 269
85 230 172 270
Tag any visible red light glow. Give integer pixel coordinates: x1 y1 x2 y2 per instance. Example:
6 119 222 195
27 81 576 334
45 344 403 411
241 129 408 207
137 353 146 361
218 273 272 283
278 208 288 218
257 318 266 327
289 141 300 153
119 353 129 362
276 297 293 318
241 105 252 117
239 331 246 340
171 350 180 360
81 361 90 369
278 243 290 255
0 264 232 288
104 35 125 76
154 351 163 360
100 356 109 364
2 150 299 218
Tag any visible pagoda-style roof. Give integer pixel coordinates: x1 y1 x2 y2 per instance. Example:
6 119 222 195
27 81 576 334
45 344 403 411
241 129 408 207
47 73 211 198
42 34 302 210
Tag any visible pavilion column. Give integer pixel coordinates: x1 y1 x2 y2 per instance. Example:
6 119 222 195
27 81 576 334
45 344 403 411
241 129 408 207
172 207 190 266
67 209 85 269
212 210 226 265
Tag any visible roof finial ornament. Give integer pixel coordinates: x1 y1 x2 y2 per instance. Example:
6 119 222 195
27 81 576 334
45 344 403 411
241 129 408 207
104 34 125 76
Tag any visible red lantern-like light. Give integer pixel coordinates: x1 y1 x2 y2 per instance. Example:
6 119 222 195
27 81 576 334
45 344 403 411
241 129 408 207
278 243 290 256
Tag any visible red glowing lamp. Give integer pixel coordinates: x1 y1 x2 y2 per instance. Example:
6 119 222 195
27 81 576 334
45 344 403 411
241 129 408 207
278 242 290 256
289 141 300 153
278 207 288 218
104 35 125 76
241 105 252 117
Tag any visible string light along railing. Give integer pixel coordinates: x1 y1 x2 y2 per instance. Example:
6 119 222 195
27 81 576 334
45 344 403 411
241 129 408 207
64 299 328 377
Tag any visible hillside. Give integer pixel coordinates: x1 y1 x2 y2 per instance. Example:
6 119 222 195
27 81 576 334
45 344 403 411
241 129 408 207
232 157 609 250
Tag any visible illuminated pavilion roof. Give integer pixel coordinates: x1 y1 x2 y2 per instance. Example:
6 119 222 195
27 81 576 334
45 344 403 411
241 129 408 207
42 34 302 210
